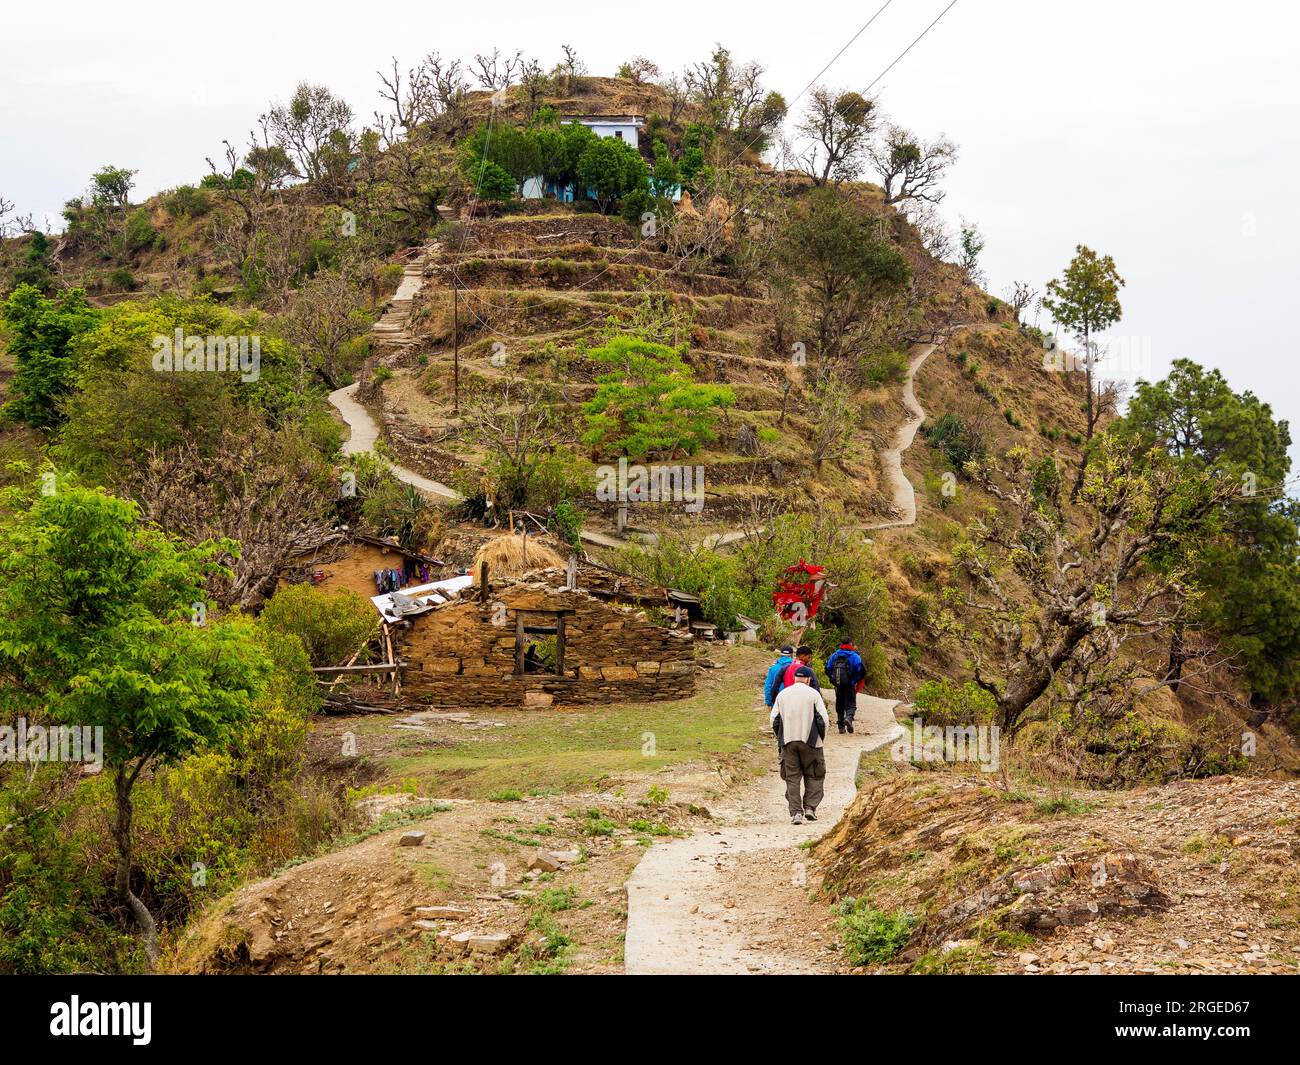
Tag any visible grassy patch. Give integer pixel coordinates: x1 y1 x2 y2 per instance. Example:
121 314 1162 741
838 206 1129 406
1033 792 1097 816
381 652 764 799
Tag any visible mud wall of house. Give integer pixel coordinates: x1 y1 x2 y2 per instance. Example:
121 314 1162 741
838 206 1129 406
395 588 695 707
279 543 434 601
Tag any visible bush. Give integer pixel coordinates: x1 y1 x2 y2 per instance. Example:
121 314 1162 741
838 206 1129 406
912 679 996 726
925 413 985 473
548 499 584 548
122 208 159 253
861 349 909 386
106 266 137 291
860 642 889 695
258 584 378 668
163 185 211 219
835 898 917 965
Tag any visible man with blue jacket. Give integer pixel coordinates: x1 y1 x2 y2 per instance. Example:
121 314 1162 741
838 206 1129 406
764 646 795 708
825 640 866 734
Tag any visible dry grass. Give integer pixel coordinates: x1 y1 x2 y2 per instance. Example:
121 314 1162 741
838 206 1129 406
471 533 566 582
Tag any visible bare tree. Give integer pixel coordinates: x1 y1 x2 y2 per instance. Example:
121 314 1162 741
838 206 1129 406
663 74 689 125
460 371 566 508
941 440 1237 734
265 82 356 192
618 56 661 85
795 87 875 186
422 52 471 135
126 426 337 610
205 122 290 269
806 372 857 470
283 269 373 389
472 47 523 90
868 124 957 206
518 58 550 120
554 45 587 95
905 201 952 260
0 194 31 237
376 56 435 143
1007 280 1038 323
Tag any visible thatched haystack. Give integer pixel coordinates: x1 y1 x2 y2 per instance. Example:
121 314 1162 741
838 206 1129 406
471 534 565 583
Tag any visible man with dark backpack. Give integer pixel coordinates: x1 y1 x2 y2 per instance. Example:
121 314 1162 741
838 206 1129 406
825 640 866 734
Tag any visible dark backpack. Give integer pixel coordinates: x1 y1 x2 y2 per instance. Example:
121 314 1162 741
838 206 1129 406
829 654 853 686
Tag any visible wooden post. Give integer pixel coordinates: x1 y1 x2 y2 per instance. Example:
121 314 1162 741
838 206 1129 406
566 556 577 591
479 560 489 603
514 612 525 675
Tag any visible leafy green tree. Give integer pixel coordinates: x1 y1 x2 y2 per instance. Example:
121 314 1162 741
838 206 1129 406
0 476 268 967
467 158 517 203
777 187 910 373
1116 359 1300 703
0 284 99 429
576 136 649 214
581 336 734 459
1042 245 1125 495
463 123 541 190
89 165 137 210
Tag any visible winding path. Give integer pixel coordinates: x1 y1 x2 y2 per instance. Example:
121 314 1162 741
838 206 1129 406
863 336 946 532
624 695 904 974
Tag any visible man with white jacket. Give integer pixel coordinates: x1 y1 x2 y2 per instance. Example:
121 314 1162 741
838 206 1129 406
769 666 830 825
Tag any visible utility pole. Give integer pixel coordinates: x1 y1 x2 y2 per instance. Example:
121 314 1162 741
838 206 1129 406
452 271 460 415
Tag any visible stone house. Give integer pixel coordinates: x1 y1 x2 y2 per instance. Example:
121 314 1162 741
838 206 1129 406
390 573 695 709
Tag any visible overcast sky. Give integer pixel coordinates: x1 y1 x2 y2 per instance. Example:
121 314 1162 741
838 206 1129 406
3 0 1298 464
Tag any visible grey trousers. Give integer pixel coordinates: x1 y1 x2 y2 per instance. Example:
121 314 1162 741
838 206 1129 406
780 740 826 816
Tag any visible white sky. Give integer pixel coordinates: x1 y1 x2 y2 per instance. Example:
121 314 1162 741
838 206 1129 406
3 0 1298 462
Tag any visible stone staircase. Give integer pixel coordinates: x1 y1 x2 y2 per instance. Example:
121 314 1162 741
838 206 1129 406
369 243 438 357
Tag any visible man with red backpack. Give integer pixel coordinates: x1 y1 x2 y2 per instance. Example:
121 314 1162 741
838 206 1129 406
825 640 866 734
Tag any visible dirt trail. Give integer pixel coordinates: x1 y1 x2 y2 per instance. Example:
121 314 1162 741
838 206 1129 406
624 695 903 974
864 337 945 532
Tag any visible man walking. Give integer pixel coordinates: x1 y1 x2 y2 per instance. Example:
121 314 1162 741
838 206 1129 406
825 639 866 734
763 644 795 709
770 666 829 825
780 645 822 694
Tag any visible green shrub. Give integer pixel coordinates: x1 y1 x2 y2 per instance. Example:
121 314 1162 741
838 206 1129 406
122 208 159 253
861 349 908 386
924 413 985 473
163 185 211 219
860 642 889 695
106 266 137 291
835 898 917 965
258 584 378 669
912 678 996 725
548 499 584 548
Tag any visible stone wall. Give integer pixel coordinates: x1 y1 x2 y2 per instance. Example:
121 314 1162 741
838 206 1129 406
395 584 695 708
